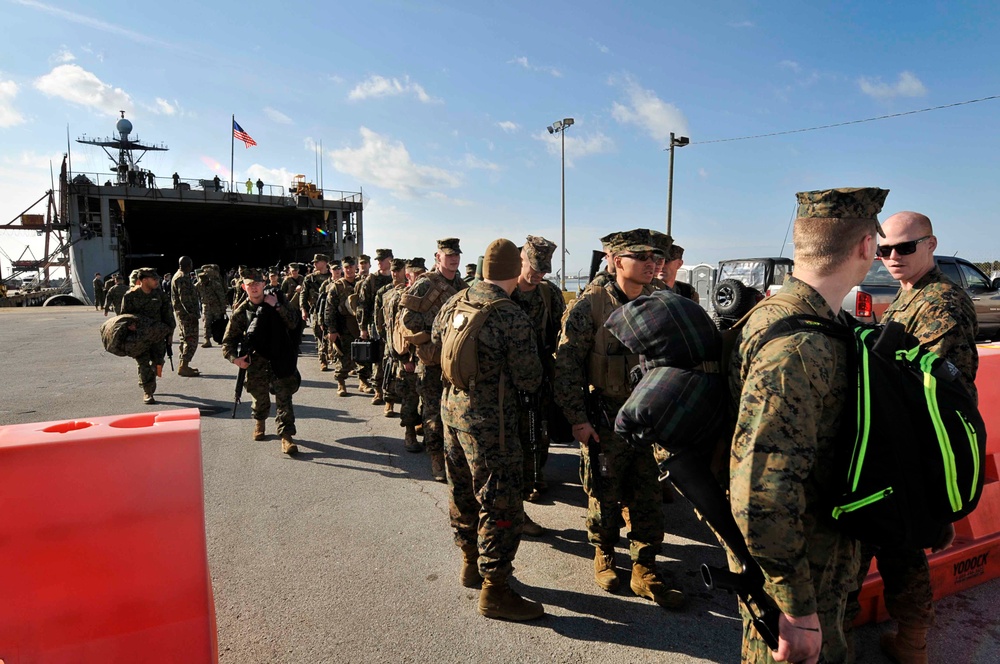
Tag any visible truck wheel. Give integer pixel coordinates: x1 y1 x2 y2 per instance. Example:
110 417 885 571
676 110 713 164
712 279 751 317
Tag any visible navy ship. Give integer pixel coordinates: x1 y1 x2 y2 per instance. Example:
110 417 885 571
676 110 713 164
6 113 364 305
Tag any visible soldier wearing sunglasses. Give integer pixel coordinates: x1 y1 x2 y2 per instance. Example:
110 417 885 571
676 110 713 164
846 211 978 663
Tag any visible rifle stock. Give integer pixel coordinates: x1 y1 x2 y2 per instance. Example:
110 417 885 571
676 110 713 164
661 449 781 651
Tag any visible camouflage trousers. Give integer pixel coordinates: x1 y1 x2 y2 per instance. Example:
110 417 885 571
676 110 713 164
176 314 199 363
844 543 934 631
134 340 166 393
397 366 421 426
203 307 226 343
332 332 358 381
245 358 300 436
312 322 330 364
445 425 524 581
580 420 663 563
416 364 444 453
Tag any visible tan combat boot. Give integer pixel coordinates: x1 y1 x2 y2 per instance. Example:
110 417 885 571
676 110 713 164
430 451 447 482
879 625 929 664
383 402 394 417
404 425 422 452
320 360 329 371
460 544 482 588
358 379 373 394
337 380 348 397
521 512 545 537
281 434 298 456
478 577 544 621
142 392 156 405
631 561 685 609
594 547 619 592
371 390 385 406
253 419 266 441
178 360 201 377
201 340 212 348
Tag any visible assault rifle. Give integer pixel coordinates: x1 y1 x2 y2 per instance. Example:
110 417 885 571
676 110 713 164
657 446 781 651
165 334 174 371
584 392 613 496
519 391 543 487
231 315 257 418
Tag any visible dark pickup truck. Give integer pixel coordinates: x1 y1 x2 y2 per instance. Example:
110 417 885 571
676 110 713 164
844 256 1000 340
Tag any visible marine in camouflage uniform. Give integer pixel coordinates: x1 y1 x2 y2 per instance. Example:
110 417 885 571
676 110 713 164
511 236 565 505
93 273 105 310
583 232 621 293
845 211 979 664
432 238 545 621
357 248 395 404
390 258 427 451
170 256 201 376
222 266 302 455
323 255 367 395
195 264 228 348
299 253 332 370
730 187 888 663
280 263 305 312
122 267 175 404
374 258 408 417
103 274 126 316
554 228 683 609
399 238 469 481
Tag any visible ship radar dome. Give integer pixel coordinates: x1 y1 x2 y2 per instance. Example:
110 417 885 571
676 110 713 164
116 118 133 137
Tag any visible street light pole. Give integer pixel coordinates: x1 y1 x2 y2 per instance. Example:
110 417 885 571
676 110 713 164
666 132 689 237
547 118 574 291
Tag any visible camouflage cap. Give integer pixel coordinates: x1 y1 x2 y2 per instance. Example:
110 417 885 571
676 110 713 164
375 248 393 260
287 262 303 271
523 235 557 273
341 255 356 267
600 231 622 253
465 263 477 271
312 253 330 263
267 267 279 275
649 230 674 257
330 260 342 270
358 254 371 263
135 267 159 279
239 266 265 283
407 257 427 270
390 258 407 271
437 238 462 255
608 228 663 256
795 187 890 237
667 243 685 261
113 273 124 281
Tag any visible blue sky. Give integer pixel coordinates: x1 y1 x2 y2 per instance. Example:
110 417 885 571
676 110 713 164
2 0 999 281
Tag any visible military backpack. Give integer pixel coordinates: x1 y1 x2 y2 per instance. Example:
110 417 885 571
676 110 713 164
440 291 519 391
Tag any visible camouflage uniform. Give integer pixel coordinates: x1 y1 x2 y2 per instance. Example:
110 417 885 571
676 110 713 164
222 283 301 436
300 256 331 367
399 244 468 454
280 267 304 312
195 265 228 345
93 275 105 309
847 265 979 637
511 236 566 495
122 272 175 397
433 280 542 580
323 273 365 383
357 250 394 394
388 259 426 429
554 278 663 562
171 267 200 363
103 278 126 315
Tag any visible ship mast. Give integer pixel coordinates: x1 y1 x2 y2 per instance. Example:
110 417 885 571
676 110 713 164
76 111 168 184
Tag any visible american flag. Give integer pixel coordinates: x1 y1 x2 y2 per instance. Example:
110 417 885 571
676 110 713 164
233 120 257 148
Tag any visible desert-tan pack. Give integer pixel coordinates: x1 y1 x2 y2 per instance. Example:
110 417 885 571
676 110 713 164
440 291 518 391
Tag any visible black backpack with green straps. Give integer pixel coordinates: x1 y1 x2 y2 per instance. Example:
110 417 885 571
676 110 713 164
761 315 986 549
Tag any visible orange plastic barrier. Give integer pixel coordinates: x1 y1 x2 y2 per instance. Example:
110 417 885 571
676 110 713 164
855 346 1000 624
0 409 217 664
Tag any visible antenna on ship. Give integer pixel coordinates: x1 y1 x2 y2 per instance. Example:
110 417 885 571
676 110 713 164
76 111 169 185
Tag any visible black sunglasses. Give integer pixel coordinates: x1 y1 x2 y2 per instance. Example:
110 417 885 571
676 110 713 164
876 235 931 258
618 252 660 262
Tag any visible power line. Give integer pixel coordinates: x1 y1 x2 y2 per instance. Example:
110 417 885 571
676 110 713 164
692 94 1000 145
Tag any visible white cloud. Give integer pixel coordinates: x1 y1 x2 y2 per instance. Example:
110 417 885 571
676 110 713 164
590 38 611 55
858 71 928 100
778 60 801 73
508 56 562 78
152 98 178 115
34 64 133 115
328 74 345 85
610 74 688 143
50 47 75 64
728 20 755 28
0 79 26 128
461 154 500 172
264 107 293 124
326 127 463 200
16 0 179 50
537 129 614 167
497 121 519 133
348 75 440 103
698 168 708 178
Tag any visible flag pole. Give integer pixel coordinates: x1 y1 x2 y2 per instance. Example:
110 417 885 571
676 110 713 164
230 114 235 192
